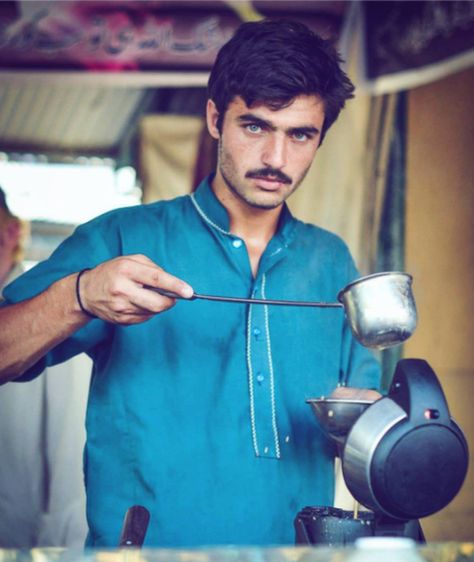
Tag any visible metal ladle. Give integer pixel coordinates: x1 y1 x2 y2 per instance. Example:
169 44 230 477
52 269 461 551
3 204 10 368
146 271 417 349
152 290 342 309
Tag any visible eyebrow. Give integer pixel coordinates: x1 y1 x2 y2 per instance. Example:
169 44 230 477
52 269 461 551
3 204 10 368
237 112 320 137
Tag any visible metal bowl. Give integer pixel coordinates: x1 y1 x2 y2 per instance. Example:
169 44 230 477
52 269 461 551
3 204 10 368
306 397 374 444
338 272 417 350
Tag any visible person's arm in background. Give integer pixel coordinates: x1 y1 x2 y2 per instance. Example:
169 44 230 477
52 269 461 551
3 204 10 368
330 332 383 402
0 254 193 384
330 386 382 401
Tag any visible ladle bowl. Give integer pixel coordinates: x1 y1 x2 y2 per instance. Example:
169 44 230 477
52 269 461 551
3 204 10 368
338 272 417 350
306 397 374 444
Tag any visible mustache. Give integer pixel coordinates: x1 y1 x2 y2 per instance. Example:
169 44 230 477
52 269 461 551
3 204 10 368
245 167 292 185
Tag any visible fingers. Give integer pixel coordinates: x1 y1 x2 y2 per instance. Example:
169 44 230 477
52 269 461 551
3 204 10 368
115 255 194 300
78 255 194 325
135 259 194 300
329 387 382 401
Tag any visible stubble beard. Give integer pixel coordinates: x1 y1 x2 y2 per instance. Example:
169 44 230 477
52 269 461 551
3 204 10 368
217 139 310 210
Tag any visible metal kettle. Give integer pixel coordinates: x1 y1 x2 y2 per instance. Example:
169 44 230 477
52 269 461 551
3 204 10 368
342 359 469 520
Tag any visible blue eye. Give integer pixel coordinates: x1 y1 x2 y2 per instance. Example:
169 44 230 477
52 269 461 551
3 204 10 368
293 132 308 142
246 124 262 133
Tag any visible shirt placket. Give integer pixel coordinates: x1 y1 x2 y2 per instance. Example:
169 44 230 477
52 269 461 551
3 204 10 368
246 235 291 460
246 277 281 459
189 188 294 460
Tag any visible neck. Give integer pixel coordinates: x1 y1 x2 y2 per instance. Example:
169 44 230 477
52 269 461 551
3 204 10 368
211 174 282 243
211 174 282 277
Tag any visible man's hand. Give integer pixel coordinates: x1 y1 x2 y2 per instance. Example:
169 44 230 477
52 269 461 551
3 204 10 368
329 386 382 401
77 254 194 324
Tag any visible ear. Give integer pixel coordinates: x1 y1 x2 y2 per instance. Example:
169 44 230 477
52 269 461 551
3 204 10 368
206 99 220 140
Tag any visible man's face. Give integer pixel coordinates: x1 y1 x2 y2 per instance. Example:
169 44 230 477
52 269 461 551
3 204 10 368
207 95 325 210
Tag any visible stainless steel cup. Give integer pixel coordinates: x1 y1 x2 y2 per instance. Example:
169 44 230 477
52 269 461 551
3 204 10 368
338 272 417 349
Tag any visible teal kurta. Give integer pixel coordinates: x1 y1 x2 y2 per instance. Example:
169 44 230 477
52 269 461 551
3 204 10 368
3 176 380 547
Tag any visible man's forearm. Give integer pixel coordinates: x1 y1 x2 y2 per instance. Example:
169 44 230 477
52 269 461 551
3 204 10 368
0 273 89 384
0 255 194 384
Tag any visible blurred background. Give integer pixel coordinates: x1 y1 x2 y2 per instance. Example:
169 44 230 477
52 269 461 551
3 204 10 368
0 0 473 547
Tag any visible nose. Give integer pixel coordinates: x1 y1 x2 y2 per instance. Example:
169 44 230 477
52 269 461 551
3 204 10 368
261 134 288 169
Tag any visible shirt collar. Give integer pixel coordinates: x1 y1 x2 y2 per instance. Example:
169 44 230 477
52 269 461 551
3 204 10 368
192 174 298 245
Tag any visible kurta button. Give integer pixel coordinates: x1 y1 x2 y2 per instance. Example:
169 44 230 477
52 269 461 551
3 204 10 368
256 373 265 383
253 327 261 337
232 239 243 248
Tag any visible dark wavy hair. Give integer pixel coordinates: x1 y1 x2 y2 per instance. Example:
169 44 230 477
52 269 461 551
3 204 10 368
208 19 354 143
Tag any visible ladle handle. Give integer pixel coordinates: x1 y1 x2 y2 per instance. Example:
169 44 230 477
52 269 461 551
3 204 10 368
145 286 343 308
194 294 342 307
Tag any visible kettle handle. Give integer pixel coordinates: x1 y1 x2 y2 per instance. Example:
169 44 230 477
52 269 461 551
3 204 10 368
388 358 450 424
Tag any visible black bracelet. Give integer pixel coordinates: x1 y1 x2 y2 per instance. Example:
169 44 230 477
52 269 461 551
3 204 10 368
76 268 96 319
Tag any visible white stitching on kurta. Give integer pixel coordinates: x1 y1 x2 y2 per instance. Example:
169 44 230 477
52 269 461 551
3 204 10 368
262 273 281 459
246 304 260 457
190 193 231 236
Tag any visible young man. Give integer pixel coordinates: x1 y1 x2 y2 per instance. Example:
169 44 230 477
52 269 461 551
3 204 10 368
0 20 380 547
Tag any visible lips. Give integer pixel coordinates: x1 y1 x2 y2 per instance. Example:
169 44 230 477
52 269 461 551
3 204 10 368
251 176 289 190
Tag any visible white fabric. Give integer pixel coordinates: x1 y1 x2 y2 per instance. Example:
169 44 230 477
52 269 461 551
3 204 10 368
0 265 90 547
287 89 371 270
139 114 203 203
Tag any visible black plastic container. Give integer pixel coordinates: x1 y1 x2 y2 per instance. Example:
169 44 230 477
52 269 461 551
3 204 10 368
294 506 425 546
294 506 374 546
